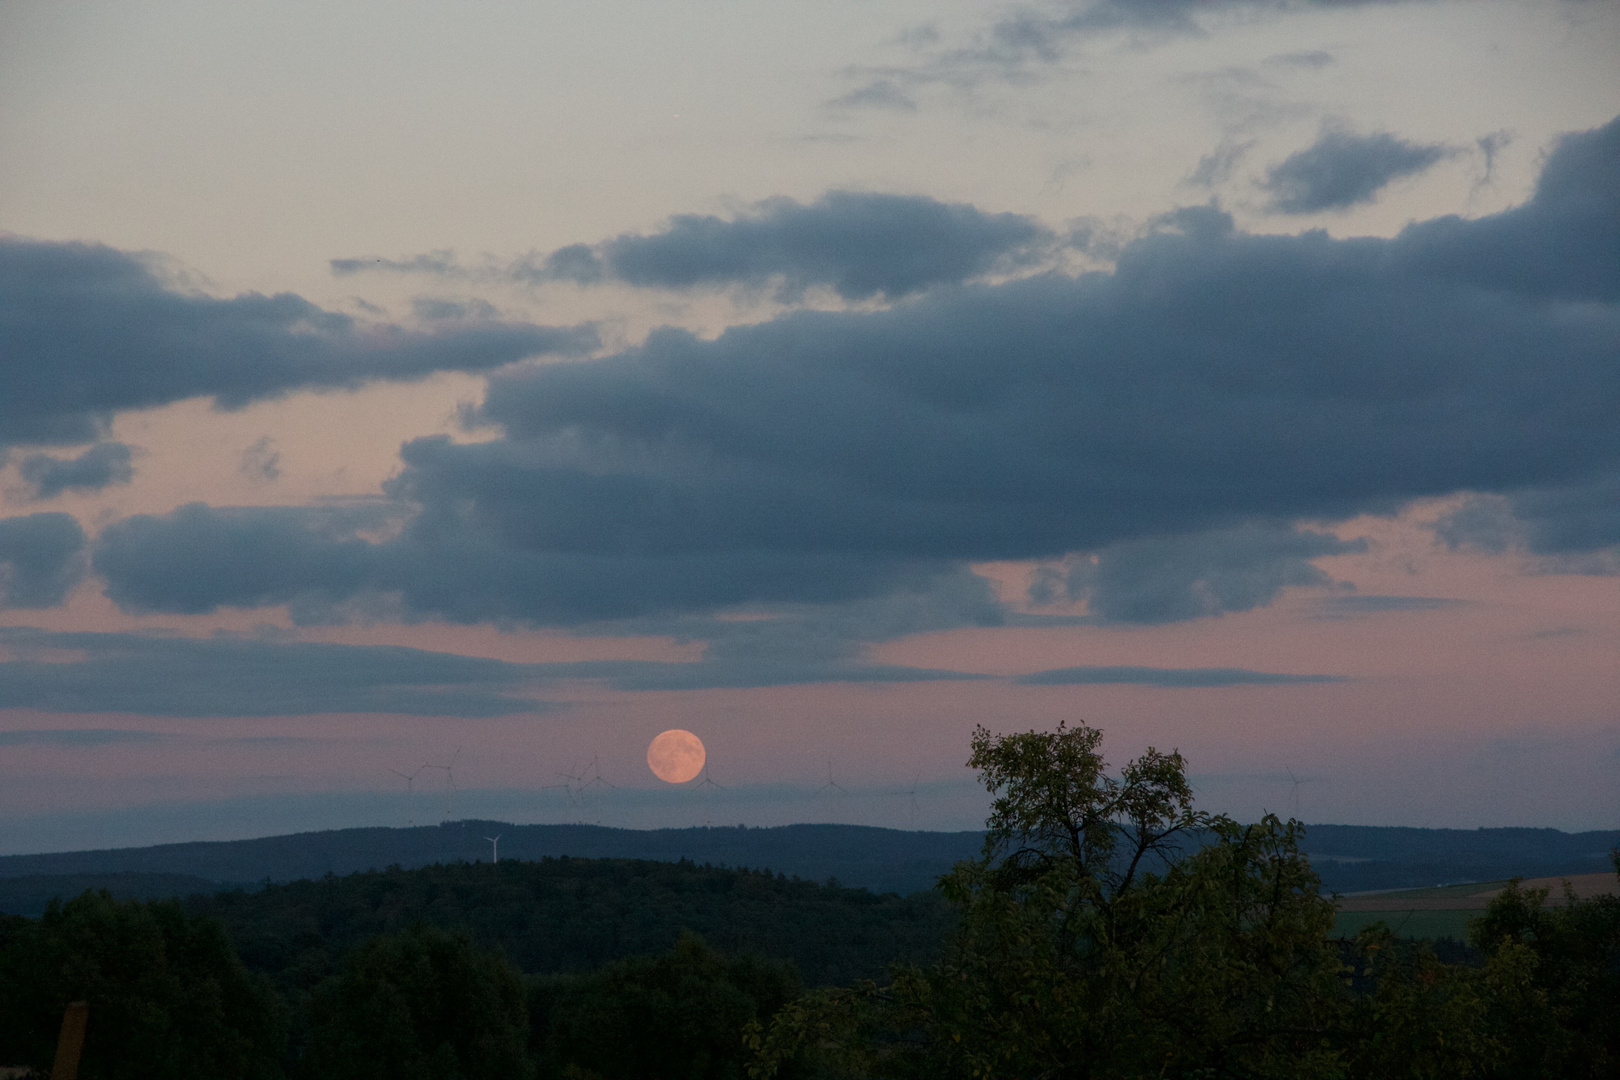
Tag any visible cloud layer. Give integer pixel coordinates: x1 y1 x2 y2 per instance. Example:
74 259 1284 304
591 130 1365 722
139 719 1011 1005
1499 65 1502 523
0 238 597 448
1261 130 1453 212
64 115 1620 630
19 442 135 499
0 514 87 608
335 192 1054 301
0 626 1347 715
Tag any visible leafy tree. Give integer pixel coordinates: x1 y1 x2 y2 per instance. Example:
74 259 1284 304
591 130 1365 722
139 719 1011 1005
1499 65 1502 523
750 722 1348 1079
1460 854 1620 1078
303 923 533 1080
0 889 285 1080
534 931 801 1080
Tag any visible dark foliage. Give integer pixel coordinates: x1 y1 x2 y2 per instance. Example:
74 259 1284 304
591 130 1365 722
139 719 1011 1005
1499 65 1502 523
2 744 1615 1079
187 856 951 995
303 924 532 1080
533 931 800 1079
749 724 1620 1080
0 890 285 1080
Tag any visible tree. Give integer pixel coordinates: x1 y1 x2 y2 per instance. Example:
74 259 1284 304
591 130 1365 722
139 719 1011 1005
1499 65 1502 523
536 931 801 1080
750 722 1348 1079
0 890 286 1080
303 923 532 1080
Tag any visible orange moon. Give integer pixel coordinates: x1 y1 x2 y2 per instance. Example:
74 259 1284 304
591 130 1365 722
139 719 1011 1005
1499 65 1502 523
647 729 706 784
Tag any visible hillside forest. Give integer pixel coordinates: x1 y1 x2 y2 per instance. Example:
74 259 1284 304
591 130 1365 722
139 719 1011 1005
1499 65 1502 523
1 722 1617 1079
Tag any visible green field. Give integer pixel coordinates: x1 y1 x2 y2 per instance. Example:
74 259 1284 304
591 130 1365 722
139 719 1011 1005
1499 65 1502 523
1331 879 1513 940
1332 908 1474 940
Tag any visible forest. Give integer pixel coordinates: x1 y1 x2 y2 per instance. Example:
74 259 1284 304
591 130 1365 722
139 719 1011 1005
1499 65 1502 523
2 723 1616 1079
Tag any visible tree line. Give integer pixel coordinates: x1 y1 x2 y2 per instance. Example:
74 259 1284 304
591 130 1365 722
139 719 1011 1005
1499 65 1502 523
2 721 1616 1078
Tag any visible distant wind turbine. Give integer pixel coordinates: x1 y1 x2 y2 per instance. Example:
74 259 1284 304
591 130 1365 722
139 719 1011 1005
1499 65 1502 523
818 759 848 797
389 766 426 827
903 771 921 830
484 833 502 864
422 748 461 822
1286 767 1316 820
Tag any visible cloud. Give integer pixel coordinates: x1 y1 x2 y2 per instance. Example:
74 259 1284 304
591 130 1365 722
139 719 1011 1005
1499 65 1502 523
827 80 918 112
338 192 1055 302
1434 473 1620 573
0 514 87 608
0 238 597 448
903 1 1401 80
0 728 169 747
522 658 991 691
1267 50 1335 69
1015 665 1344 687
1031 524 1364 624
329 250 459 277
1186 139 1255 188
239 437 281 483
1313 595 1466 617
1260 129 1454 212
411 296 500 322
0 625 992 718
18 442 135 499
87 117 1620 628
0 627 554 717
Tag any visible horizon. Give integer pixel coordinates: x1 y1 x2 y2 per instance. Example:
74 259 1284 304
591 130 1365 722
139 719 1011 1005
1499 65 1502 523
2 0 1618 855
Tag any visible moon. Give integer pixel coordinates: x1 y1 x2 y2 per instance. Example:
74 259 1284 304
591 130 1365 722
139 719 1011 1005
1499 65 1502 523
647 729 706 784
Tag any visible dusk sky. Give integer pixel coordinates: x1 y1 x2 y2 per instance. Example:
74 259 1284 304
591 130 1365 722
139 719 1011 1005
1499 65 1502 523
2 0 1617 855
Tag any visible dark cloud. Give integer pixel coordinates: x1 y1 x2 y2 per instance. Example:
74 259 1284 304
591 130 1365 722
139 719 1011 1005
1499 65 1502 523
329 250 459 277
1435 473 1620 572
0 627 552 718
0 626 991 717
88 117 1620 627
0 728 169 747
0 238 597 448
827 81 918 112
339 192 1054 302
520 658 990 691
1016 665 1344 687
1032 524 1363 624
1261 130 1453 212
928 1 1399 76
93 500 972 629
411 296 500 322
1268 50 1335 69
568 191 1053 299
1186 139 1255 188
0 514 87 608
18 442 135 499
1313 595 1466 617
239 437 282 483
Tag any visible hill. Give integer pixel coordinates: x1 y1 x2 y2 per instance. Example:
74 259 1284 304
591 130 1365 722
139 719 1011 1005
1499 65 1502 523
1 820 1615 918
184 856 953 989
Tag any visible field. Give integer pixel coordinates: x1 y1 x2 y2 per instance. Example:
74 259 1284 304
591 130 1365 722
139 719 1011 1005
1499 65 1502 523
1331 872 1618 940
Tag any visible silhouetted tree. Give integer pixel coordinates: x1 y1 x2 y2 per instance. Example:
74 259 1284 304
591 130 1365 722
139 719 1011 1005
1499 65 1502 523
0 890 285 1080
750 722 1349 1078
303 923 532 1080
534 931 800 1079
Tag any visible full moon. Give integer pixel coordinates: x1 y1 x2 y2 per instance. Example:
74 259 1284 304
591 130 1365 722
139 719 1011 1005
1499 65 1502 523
647 729 706 784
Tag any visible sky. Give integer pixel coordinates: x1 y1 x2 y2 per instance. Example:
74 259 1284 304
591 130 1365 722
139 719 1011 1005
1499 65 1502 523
1 0 1617 855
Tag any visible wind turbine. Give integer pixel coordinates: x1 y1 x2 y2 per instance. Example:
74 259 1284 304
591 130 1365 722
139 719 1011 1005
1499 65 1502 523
423 748 460 822
817 759 849 823
902 771 921 830
1285 767 1315 820
577 756 616 796
554 763 585 803
484 833 502 864
817 759 848 797
389 766 426 827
